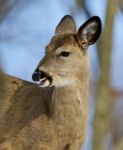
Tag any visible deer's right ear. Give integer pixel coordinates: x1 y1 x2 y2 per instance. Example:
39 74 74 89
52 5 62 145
55 15 76 35
77 16 102 49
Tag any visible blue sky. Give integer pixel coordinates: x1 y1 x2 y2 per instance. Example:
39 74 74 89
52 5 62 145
0 1 123 149
1 0 122 90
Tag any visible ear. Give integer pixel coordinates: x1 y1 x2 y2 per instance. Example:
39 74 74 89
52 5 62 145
55 15 76 35
77 16 102 49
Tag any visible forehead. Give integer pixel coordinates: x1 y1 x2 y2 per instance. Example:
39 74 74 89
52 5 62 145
46 34 79 52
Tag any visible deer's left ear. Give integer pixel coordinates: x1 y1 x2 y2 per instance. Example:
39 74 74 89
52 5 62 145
77 16 102 49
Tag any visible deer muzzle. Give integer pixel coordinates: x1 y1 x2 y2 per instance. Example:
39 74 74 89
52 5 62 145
32 69 52 87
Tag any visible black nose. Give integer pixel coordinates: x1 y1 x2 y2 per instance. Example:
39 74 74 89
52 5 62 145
32 69 41 81
32 69 48 82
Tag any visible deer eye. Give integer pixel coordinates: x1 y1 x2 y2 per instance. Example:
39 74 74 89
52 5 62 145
60 51 70 57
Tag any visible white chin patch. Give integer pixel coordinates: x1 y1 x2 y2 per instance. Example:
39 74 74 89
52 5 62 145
39 78 50 87
55 79 72 87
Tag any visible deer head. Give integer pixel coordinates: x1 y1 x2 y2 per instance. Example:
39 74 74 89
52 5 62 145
32 15 101 87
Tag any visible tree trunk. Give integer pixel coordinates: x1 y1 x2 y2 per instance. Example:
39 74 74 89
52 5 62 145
92 0 116 150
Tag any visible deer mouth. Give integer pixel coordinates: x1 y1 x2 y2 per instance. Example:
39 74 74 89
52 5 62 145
39 76 52 87
32 69 52 87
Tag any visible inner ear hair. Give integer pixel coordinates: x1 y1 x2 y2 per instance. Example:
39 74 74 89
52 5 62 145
77 16 102 49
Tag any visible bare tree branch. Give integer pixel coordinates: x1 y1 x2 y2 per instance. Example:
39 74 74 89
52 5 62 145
75 0 91 18
92 0 117 149
0 0 18 22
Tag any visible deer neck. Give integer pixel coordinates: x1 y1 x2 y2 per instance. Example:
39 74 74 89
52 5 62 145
49 76 89 124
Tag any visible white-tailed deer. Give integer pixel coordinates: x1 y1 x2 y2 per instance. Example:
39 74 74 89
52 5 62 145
0 15 101 150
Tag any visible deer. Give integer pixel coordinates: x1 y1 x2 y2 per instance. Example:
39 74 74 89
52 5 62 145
0 15 101 150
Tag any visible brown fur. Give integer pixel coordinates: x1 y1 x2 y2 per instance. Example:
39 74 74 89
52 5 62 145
0 15 101 150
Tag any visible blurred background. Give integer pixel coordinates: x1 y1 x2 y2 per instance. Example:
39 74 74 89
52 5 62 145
0 0 123 149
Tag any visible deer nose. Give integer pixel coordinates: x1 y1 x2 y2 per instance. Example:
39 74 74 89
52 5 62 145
32 69 40 81
32 69 47 82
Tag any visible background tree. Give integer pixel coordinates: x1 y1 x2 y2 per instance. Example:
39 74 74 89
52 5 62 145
1 0 123 149
76 0 123 150
92 0 116 149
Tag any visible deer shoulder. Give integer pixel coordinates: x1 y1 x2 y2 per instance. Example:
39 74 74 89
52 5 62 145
0 15 101 150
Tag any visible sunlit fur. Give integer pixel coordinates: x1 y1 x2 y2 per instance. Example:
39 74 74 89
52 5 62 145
0 15 101 150
37 34 89 88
